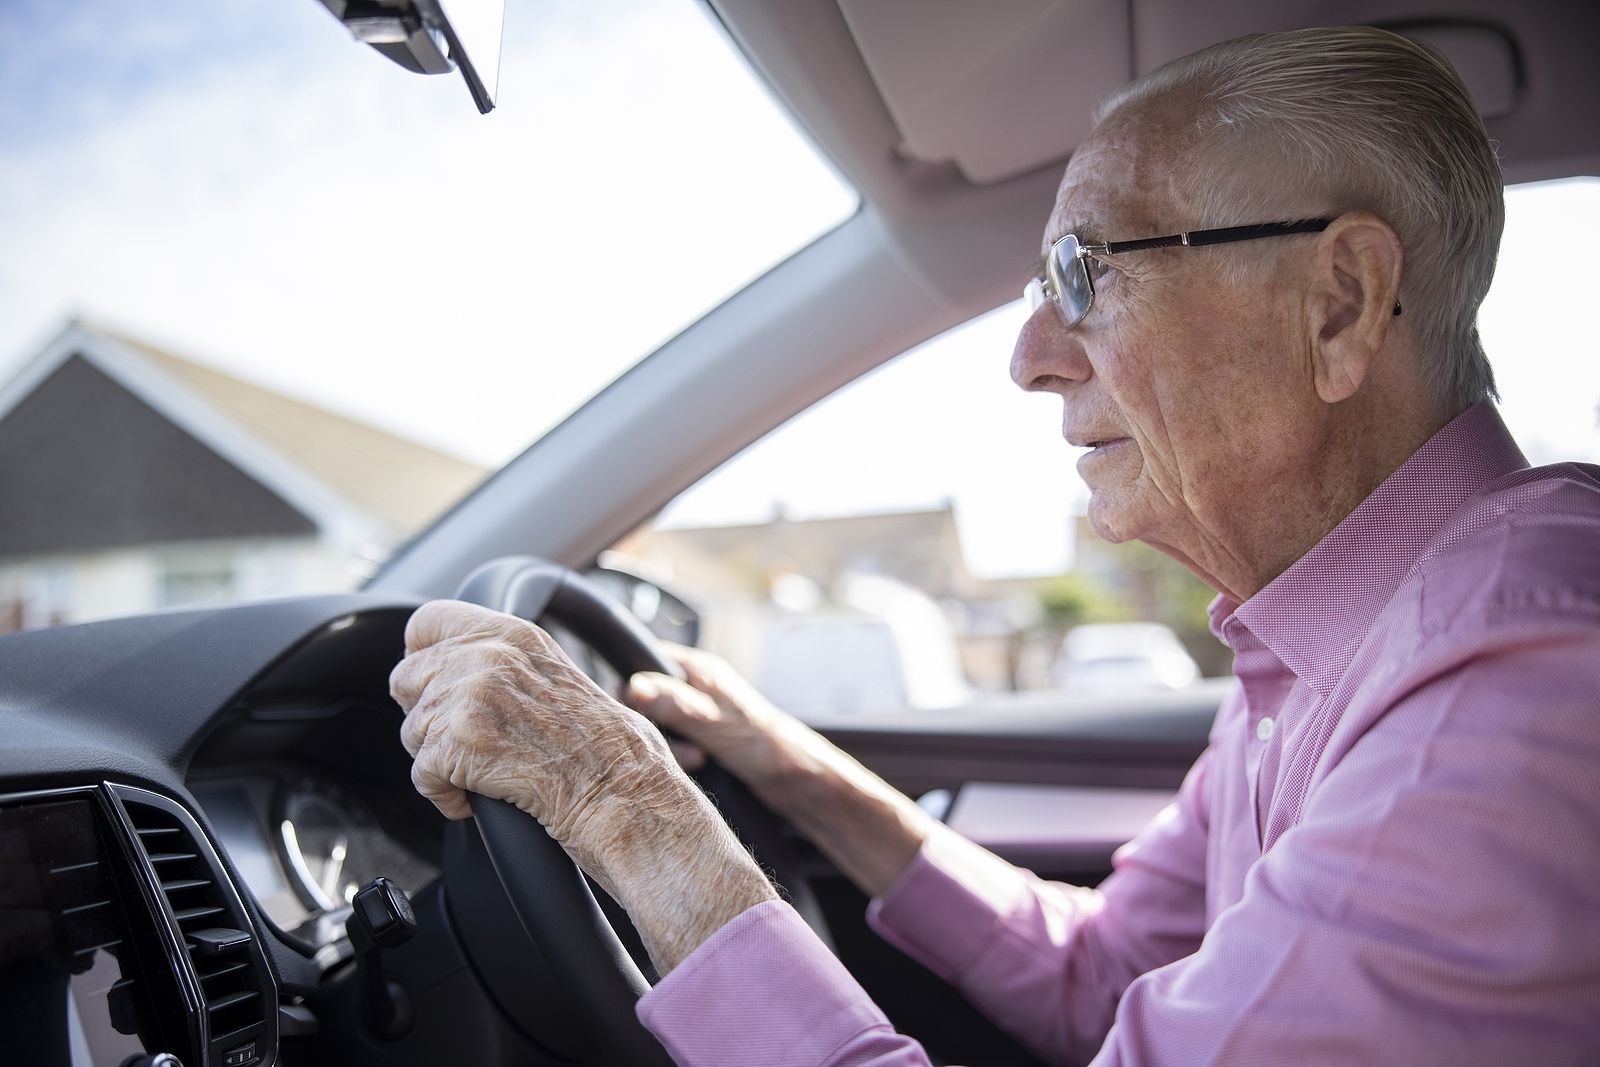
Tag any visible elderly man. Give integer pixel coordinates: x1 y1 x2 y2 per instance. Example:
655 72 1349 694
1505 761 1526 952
388 25 1600 1066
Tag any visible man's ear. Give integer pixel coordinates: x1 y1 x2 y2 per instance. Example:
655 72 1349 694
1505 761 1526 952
1306 211 1404 404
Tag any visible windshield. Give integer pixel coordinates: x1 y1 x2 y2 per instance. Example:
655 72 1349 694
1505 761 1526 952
0 0 856 628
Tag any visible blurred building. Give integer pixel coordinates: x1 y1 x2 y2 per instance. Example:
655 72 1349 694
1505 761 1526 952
0 322 484 631
618 506 1034 701
628 504 983 601
620 506 1231 699
1069 516 1231 677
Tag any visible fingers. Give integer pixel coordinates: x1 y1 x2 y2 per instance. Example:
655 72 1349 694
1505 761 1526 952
397 698 434 757
657 641 722 690
667 739 708 772
625 671 720 731
390 644 445 713
625 674 717 772
410 742 474 821
403 599 529 655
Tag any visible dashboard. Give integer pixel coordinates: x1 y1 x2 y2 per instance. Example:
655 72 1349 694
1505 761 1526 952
0 592 586 1067
0 574 1202 1067
189 771 438 956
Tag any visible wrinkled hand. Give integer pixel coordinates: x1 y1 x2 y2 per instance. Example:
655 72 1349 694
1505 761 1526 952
388 600 680 866
388 600 777 972
627 643 934 898
623 644 808 792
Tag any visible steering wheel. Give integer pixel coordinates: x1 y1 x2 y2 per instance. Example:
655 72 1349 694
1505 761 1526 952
452 557 831 1065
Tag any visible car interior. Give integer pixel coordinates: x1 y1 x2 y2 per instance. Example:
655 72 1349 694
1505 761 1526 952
1 1 1595 1065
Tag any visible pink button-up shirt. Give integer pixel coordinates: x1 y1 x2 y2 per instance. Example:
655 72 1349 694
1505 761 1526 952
638 403 1600 1065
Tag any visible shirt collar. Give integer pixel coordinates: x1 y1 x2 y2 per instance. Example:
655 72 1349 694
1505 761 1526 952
1212 402 1528 693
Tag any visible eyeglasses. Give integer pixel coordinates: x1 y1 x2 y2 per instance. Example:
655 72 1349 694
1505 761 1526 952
1025 218 1340 329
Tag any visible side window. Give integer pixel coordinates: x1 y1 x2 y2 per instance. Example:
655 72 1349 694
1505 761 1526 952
611 301 1225 718
611 177 1600 720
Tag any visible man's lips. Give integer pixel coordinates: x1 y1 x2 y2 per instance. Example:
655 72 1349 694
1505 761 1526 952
1074 437 1133 472
1067 435 1130 449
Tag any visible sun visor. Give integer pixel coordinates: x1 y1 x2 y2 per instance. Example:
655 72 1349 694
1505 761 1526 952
837 0 1133 185
1396 23 1519 119
1133 2 1521 119
839 1 1521 187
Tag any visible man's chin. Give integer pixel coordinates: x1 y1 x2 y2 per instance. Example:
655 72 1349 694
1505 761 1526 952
1085 491 1142 545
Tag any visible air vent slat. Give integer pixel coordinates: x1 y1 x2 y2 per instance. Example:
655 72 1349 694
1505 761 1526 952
172 905 227 923
73 937 124 956
198 960 250 982
160 877 212 892
60 899 112 916
146 851 199 865
50 859 102 875
213 1021 266 1046
205 989 261 1013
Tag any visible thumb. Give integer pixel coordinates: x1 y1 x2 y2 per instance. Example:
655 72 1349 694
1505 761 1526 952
626 672 714 772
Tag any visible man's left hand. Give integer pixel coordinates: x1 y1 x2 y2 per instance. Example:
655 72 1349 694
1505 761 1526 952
387 599 776 972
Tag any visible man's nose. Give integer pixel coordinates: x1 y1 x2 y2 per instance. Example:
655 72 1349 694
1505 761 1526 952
1010 302 1092 393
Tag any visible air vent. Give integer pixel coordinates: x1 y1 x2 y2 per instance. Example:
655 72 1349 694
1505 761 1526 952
117 786 278 1067
0 787 197 1063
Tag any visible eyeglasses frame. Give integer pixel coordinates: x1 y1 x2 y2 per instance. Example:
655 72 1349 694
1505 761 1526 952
1027 217 1401 329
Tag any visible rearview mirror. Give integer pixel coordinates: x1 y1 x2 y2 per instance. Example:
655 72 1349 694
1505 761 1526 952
583 563 703 650
316 0 506 114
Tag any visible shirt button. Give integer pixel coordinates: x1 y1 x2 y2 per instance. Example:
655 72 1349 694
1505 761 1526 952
1256 717 1276 743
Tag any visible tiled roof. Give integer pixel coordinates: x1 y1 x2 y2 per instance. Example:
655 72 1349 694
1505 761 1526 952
97 327 487 539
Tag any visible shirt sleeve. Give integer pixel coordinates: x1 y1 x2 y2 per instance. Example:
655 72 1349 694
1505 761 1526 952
1089 622 1600 1065
867 743 1218 1066
636 899 932 1067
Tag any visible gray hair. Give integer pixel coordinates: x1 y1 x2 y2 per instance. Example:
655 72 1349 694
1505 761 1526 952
1096 26 1503 411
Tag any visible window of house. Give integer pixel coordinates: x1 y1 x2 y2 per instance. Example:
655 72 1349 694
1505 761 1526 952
611 177 1600 720
158 551 238 608
0 562 72 633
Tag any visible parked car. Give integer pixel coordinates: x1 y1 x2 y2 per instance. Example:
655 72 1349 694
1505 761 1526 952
757 573 970 715
1052 623 1201 694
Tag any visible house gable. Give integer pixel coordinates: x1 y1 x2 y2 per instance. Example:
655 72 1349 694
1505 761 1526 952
0 353 316 556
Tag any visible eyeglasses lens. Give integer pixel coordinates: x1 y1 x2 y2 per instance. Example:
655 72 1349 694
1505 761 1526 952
1048 235 1094 328
1023 277 1046 313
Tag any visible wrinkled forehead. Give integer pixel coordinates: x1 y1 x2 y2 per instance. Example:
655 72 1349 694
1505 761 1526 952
1041 101 1197 253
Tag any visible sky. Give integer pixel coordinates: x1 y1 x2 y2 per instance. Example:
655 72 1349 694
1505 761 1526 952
2 1 1597 582
0 0 856 464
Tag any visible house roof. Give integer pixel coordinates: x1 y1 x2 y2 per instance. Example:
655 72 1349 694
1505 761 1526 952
106 331 486 538
0 322 487 553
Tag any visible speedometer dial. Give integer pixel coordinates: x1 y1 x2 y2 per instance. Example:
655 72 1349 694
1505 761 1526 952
278 781 380 912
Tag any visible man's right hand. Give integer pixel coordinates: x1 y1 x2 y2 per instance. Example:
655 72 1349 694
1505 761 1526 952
623 644 935 899
623 643 807 795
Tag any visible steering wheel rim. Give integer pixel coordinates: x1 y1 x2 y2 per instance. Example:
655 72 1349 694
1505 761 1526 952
452 556 829 1065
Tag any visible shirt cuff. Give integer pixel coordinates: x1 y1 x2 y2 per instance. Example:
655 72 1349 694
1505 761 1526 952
637 899 897 1066
865 824 1036 983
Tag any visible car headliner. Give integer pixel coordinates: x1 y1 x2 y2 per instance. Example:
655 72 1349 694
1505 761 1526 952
371 0 1599 600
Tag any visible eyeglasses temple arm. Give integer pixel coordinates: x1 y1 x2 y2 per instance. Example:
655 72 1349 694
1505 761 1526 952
1100 218 1334 256
1182 218 1333 247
